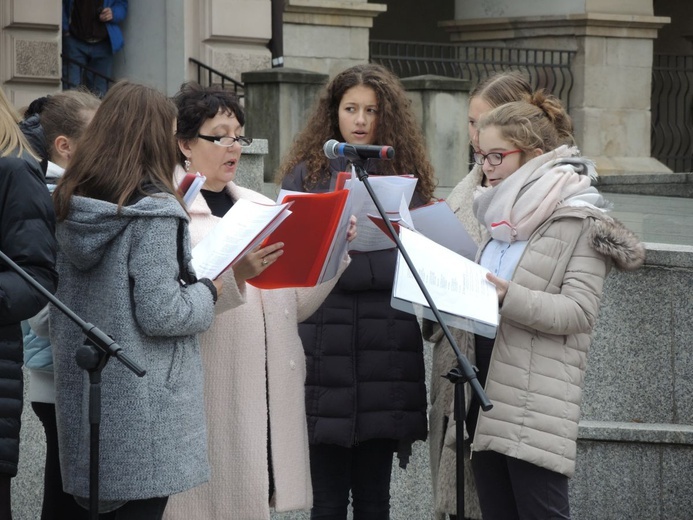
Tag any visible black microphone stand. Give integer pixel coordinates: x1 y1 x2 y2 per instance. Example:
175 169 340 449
0 250 146 520
349 161 493 519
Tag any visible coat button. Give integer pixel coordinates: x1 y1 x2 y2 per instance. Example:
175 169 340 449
290 359 296 370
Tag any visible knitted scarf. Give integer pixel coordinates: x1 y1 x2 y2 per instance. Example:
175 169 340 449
473 145 596 242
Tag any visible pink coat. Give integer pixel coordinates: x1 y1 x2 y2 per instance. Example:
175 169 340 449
165 173 349 520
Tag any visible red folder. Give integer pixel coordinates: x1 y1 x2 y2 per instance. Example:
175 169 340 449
248 189 350 289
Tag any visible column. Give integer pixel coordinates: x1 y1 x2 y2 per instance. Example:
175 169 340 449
283 0 386 76
442 0 671 175
242 68 329 183
401 75 471 196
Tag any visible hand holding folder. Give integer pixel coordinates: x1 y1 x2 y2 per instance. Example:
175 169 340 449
248 189 352 289
190 199 293 280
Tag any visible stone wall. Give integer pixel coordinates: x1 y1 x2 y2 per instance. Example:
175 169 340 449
12 226 693 520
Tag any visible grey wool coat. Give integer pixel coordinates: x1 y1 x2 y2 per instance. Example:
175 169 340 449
50 192 216 501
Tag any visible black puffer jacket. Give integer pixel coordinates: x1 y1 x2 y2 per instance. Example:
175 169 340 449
282 158 428 450
0 151 57 477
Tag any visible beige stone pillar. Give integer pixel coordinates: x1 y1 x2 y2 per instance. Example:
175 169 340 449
242 68 329 182
282 0 387 76
443 1 671 175
0 0 62 108
401 75 471 197
191 0 274 82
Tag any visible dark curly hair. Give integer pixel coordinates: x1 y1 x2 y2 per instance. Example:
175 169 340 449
275 63 436 201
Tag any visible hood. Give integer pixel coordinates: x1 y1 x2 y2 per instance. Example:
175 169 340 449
588 215 646 271
19 114 48 175
57 193 187 271
551 205 646 271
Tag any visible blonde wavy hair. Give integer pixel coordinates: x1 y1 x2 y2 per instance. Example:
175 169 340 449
0 87 39 160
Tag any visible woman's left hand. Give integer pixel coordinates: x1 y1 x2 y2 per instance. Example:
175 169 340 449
346 215 357 242
486 272 509 305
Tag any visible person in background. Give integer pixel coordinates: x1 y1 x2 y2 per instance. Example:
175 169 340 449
468 93 644 518
424 71 535 520
164 81 355 520
62 0 128 96
276 63 435 520
0 87 58 520
20 89 100 520
50 81 220 519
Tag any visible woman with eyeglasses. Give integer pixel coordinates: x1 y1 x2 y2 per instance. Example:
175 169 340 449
163 82 356 520
466 92 643 518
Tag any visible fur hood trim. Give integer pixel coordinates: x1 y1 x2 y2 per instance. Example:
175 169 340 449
589 216 646 271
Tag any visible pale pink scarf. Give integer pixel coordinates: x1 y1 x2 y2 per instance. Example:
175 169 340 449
473 145 594 242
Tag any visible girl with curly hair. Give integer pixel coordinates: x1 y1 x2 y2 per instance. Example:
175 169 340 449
276 63 436 519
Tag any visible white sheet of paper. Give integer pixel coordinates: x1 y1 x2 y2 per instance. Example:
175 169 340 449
408 201 479 260
191 199 292 279
346 175 418 252
392 227 498 338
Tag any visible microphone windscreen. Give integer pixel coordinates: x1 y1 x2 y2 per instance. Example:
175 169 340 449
323 139 340 159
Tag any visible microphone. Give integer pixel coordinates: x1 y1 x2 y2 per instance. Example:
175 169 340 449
323 139 394 161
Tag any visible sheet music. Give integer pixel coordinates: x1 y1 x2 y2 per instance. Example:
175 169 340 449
191 199 292 279
392 227 498 338
346 175 418 252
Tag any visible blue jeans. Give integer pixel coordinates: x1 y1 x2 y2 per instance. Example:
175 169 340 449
63 35 113 97
309 439 397 520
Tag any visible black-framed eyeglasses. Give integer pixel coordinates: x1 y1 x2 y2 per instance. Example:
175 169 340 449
473 149 522 166
197 134 253 147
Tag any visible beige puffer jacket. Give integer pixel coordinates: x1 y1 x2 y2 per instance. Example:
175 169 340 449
472 205 645 477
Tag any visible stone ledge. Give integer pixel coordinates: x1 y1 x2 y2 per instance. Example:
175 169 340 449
284 0 387 28
442 13 671 42
242 67 329 85
592 156 672 176
241 138 269 155
596 172 693 197
579 420 693 444
639 243 693 268
401 75 471 92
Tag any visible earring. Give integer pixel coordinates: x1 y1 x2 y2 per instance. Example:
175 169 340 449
184 159 191 172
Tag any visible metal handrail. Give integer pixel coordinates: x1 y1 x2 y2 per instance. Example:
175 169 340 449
189 58 244 98
369 40 575 110
61 53 117 93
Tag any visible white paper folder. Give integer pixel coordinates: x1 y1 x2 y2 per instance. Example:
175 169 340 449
391 227 499 339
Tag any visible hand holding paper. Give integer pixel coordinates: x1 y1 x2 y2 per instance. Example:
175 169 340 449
342 171 419 252
191 199 293 280
392 227 498 338
248 188 353 289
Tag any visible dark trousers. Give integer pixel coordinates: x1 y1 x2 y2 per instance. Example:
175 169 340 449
31 402 85 519
467 336 570 519
309 439 397 520
0 475 11 520
471 451 570 520
95 497 169 519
